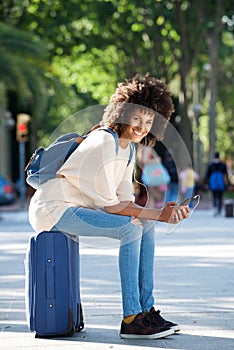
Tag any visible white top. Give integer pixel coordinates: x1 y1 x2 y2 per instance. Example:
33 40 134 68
28 129 135 232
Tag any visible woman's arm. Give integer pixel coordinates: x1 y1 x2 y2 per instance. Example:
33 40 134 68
104 201 189 224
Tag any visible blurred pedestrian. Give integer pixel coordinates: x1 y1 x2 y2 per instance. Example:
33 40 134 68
162 151 179 202
205 151 230 216
141 146 170 208
179 165 200 205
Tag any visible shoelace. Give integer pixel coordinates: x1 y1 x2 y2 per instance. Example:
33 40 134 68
155 310 165 321
150 309 165 325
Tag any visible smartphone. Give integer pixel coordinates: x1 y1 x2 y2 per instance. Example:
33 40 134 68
177 195 199 206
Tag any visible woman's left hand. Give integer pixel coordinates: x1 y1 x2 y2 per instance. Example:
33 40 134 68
158 202 190 224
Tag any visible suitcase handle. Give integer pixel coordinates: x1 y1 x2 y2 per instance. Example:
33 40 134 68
46 264 55 299
46 236 55 300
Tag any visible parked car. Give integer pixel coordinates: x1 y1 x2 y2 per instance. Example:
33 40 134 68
0 175 16 205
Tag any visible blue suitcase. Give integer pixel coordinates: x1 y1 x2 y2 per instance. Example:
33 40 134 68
25 231 84 338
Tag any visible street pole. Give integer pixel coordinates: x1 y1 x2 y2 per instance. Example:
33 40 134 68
18 141 26 209
16 113 31 209
192 104 202 175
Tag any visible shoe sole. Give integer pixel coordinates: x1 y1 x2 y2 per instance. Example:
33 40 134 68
120 328 174 340
171 325 180 332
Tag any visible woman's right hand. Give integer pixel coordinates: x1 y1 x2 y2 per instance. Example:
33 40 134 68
158 202 190 224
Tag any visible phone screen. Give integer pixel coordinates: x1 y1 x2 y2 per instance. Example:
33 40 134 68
178 195 199 206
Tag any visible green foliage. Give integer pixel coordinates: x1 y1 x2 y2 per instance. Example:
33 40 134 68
0 21 56 122
0 0 234 163
216 102 234 158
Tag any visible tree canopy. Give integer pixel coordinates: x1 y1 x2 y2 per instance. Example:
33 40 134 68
0 0 233 169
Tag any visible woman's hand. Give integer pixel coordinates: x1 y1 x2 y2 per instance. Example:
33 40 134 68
158 202 190 224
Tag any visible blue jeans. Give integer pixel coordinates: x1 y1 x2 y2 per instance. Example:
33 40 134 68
50 207 156 317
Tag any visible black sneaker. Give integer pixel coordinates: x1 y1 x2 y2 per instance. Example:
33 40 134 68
148 307 180 332
119 312 174 339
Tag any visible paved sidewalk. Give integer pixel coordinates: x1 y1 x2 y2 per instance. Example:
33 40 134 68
0 209 233 350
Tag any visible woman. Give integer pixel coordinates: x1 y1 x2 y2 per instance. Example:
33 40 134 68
29 74 189 340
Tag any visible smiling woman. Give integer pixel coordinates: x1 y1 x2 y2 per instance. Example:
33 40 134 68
28 73 189 340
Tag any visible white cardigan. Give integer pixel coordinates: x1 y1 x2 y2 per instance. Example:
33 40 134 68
29 129 135 232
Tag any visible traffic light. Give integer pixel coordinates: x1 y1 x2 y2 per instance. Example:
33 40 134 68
16 113 31 142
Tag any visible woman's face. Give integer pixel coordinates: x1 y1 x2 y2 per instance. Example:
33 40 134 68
120 108 154 144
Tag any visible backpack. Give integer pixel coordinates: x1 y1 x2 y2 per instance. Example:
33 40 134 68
209 171 225 191
25 127 135 189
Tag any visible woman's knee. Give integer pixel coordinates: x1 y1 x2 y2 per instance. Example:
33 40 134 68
119 219 143 245
131 216 143 228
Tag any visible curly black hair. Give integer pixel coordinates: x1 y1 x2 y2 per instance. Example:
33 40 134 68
100 73 175 145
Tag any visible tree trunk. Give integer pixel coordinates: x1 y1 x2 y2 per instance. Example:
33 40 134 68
206 0 222 161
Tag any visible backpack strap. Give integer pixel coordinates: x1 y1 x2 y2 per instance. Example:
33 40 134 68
128 142 135 166
99 126 135 166
99 126 119 155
